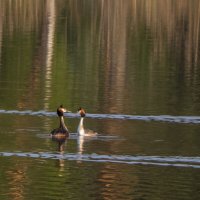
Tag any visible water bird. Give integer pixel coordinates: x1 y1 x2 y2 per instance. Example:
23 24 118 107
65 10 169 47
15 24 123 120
77 107 97 136
51 105 69 138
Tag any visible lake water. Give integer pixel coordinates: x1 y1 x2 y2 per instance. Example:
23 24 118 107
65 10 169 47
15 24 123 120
0 0 200 199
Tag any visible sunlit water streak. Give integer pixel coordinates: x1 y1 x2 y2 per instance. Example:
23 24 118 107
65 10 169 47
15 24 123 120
0 151 200 169
1 109 200 124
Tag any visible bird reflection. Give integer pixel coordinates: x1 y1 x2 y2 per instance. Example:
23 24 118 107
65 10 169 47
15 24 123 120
77 135 84 154
76 135 85 164
52 136 67 172
52 136 67 153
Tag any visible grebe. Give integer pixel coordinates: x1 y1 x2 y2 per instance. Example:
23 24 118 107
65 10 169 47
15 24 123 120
77 107 97 136
51 105 69 138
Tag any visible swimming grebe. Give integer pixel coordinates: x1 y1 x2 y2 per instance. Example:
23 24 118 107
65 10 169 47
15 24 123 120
77 107 97 136
51 105 69 138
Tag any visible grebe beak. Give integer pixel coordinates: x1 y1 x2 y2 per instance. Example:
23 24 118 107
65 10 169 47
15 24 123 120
62 108 67 112
61 107 71 113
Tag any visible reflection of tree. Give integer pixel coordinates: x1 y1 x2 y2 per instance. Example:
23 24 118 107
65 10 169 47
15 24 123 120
61 0 200 114
17 0 56 111
1 0 200 113
0 1 57 198
0 1 3 66
98 1 128 113
44 0 56 111
0 0 44 35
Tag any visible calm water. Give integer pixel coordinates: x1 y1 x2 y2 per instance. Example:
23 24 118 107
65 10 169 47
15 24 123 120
0 0 200 199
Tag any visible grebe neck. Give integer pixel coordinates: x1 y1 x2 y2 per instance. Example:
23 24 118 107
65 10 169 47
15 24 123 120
59 116 68 131
78 117 85 135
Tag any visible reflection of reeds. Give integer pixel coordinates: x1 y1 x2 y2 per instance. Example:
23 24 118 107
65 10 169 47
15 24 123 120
0 0 45 34
2 0 200 63
1 0 200 110
143 0 200 69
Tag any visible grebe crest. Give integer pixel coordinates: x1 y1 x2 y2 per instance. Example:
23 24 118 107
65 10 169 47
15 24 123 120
78 107 86 117
77 107 97 136
51 105 69 138
57 104 66 116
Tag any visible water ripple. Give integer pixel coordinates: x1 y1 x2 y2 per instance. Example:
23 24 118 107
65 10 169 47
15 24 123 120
1 109 200 124
0 151 200 169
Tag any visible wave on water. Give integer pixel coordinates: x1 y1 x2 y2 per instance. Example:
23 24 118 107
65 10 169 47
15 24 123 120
0 151 200 168
1 109 200 124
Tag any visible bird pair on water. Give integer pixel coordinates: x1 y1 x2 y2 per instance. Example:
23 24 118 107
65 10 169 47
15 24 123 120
51 105 97 138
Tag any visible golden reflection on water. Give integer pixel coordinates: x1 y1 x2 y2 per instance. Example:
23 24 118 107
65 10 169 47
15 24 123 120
6 163 28 200
98 164 138 200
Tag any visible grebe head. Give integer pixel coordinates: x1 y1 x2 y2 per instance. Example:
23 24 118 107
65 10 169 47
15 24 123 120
78 107 86 117
57 105 66 117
